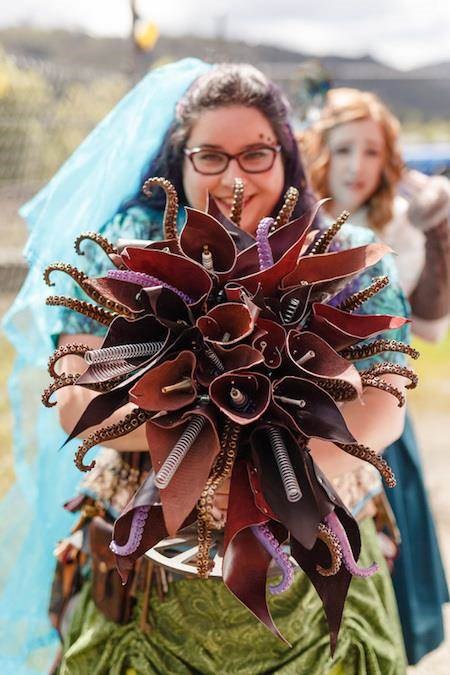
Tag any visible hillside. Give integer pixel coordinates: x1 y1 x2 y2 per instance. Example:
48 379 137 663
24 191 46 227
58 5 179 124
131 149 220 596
1 26 449 119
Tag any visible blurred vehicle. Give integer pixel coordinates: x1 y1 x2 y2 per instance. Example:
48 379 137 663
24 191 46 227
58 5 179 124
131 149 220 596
403 142 450 177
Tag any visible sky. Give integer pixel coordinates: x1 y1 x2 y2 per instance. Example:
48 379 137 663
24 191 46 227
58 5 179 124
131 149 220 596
1 0 450 70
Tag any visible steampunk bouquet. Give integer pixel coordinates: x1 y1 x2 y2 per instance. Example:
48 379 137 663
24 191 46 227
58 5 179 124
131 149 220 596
43 177 418 648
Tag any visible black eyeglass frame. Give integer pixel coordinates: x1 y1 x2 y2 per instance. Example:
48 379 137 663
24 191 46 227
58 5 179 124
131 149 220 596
183 145 282 175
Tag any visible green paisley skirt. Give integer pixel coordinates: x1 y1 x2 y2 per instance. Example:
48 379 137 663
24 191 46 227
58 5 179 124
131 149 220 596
59 519 406 674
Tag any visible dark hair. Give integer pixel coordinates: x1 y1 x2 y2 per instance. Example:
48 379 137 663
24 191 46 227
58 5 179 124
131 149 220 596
123 63 315 219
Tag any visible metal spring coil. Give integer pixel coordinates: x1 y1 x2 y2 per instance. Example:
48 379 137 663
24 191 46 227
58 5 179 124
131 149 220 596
85 341 164 364
204 346 225 374
155 416 206 489
267 427 302 502
283 297 301 323
88 360 136 380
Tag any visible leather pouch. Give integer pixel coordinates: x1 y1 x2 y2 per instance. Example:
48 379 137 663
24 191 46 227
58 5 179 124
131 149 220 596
89 515 135 623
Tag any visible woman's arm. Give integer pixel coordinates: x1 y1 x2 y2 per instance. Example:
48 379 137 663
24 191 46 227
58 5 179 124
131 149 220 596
403 172 450 340
309 373 406 479
55 332 148 452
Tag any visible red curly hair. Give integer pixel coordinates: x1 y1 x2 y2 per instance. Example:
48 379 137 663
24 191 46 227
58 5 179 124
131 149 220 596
301 88 404 232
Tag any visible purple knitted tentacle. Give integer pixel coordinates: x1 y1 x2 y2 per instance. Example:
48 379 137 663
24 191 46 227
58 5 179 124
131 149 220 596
256 217 275 270
109 505 150 556
106 269 193 304
324 511 378 578
251 523 294 594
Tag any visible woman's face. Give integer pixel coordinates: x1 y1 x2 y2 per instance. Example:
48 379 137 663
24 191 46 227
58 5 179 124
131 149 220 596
326 118 385 215
182 105 285 235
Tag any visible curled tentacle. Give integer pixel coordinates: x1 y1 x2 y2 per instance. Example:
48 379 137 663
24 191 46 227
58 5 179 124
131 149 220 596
324 511 378 577
361 376 406 407
310 210 350 255
45 265 134 317
42 373 80 407
110 505 150 556
74 408 152 472
48 343 90 378
74 232 118 257
229 177 244 226
43 262 88 288
106 269 193 304
46 296 116 327
142 177 179 242
251 523 294 594
360 363 418 390
310 378 358 402
337 275 389 313
340 339 419 361
196 421 239 578
275 187 299 228
316 523 343 577
335 442 396 488
256 217 275 270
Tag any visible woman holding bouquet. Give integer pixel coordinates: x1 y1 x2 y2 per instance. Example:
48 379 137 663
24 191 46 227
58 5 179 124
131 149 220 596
2 61 411 674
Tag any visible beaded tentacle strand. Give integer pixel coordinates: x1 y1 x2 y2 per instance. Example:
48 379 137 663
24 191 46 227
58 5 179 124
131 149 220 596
337 275 389 313
196 421 240 578
360 376 406 407
335 442 396 487
339 339 419 361
42 374 81 408
46 296 116 327
48 343 90 378
316 523 343 577
251 523 295 594
74 232 121 268
229 177 245 226
256 218 275 270
43 263 88 289
309 378 358 402
310 210 350 255
154 416 207 489
267 426 302 502
74 408 152 472
275 187 299 228
360 363 418 390
324 511 378 577
110 505 150 556
142 177 179 243
106 269 193 304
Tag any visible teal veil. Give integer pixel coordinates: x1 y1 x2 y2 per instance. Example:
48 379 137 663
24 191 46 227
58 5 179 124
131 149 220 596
0 57 211 674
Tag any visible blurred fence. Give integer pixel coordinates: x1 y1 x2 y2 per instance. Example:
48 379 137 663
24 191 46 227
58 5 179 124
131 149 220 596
0 52 130 294
1 52 449 296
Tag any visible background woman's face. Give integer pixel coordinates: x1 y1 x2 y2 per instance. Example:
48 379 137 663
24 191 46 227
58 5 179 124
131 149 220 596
327 118 385 214
182 105 285 234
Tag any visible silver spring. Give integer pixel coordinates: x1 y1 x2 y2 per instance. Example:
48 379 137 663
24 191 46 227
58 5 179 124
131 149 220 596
89 360 134 379
155 415 206 489
204 346 225 374
283 297 301 323
267 426 302 502
230 387 255 413
85 341 165 364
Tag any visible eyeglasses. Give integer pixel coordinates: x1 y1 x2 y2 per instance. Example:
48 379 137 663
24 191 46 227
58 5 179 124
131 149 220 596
183 145 282 175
